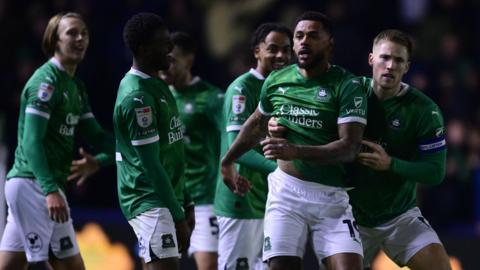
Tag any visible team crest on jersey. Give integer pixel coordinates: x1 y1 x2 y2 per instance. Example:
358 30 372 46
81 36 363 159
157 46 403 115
37 82 55 101
184 103 193 114
389 117 402 129
135 106 153 128
232 95 246 114
161 234 176 248
315 87 330 102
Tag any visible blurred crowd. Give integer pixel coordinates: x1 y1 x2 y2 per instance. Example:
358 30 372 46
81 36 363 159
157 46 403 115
0 0 479 233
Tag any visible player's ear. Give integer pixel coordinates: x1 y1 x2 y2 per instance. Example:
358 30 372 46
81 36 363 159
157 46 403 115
404 61 411 75
368 53 374 67
254 45 261 60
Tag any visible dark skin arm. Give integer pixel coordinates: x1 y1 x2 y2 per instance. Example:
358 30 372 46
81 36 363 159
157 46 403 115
262 121 365 164
221 108 270 195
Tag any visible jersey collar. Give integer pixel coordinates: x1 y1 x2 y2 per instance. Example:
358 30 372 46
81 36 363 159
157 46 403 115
188 76 201 86
369 80 410 98
128 67 151 79
50 57 65 71
249 68 265 80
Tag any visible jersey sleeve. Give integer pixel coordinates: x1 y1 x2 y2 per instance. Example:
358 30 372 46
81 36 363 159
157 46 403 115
121 92 160 147
337 78 367 125
24 73 62 121
390 104 446 185
224 81 258 132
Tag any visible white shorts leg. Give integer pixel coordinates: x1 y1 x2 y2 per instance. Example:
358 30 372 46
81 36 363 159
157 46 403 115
128 207 179 263
263 169 363 263
188 204 218 255
0 178 79 262
217 216 266 270
359 207 442 267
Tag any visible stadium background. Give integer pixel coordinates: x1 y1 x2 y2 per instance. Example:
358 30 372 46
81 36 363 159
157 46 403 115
0 0 479 269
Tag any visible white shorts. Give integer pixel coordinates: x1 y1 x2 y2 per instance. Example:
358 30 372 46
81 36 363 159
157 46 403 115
128 207 179 263
188 204 218 255
263 168 363 263
217 216 266 270
0 178 79 262
359 207 443 267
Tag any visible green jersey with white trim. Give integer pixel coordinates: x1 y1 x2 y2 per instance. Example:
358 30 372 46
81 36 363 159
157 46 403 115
7 59 93 193
348 77 446 227
214 69 271 219
259 64 367 187
114 70 185 220
171 77 223 205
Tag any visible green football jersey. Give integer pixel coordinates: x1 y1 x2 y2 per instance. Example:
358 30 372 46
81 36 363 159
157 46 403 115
259 64 367 187
171 77 224 205
214 69 270 219
114 69 185 220
7 59 94 193
348 77 446 227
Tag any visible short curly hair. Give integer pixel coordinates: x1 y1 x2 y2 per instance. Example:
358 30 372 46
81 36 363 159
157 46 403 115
123 12 167 56
250 23 292 52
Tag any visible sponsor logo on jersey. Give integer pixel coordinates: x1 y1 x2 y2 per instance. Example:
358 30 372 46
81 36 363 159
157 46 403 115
25 232 42 252
315 87 330 101
435 127 445 137
277 105 323 129
66 113 80 125
168 116 184 144
234 86 243 94
354 97 363 108
38 82 55 101
161 234 176 248
133 96 144 104
232 95 246 114
278 87 289 95
135 106 152 128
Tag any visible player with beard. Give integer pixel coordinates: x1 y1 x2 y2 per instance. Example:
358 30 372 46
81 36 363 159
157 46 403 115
221 12 366 270
0 12 114 270
214 23 292 270
114 13 189 270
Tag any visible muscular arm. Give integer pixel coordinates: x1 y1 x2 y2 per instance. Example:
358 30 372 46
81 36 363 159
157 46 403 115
262 122 365 164
228 132 276 174
222 108 270 165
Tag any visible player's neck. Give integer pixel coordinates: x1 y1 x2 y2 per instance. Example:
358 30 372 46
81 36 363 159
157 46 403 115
52 56 77 76
132 59 158 78
373 82 401 101
173 72 192 91
299 61 329 79
255 66 270 78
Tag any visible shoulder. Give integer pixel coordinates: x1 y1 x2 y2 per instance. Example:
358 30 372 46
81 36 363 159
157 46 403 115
265 64 297 84
403 84 440 111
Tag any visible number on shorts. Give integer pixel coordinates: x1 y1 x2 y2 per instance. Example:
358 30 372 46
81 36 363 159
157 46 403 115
209 216 219 236
342 219 359 238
